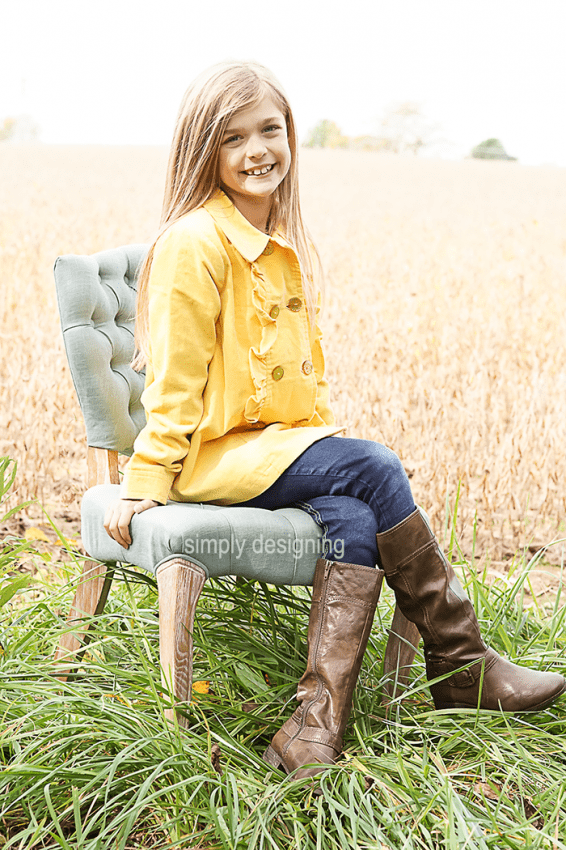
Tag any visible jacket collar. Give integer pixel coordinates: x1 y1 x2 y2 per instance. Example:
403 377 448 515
203 189 289 263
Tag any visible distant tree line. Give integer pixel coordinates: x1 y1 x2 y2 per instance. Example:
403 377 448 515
304 105 516 160
303 103 439 154
0 111 516 161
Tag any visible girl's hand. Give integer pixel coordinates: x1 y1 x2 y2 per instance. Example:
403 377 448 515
103 498 160 549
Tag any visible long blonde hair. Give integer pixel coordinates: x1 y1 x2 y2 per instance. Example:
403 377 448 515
132 60 322 370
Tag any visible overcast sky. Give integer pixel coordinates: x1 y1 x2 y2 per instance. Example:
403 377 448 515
2 0 565 165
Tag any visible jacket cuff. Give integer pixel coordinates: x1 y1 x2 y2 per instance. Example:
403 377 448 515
121 466 175 505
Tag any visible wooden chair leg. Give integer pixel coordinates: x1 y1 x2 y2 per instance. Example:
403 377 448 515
54 446 120 678
156 558 207 728
382 604 421 704
54 559 114 679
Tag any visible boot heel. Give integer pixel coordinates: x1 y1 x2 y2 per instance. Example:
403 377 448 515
262 744 283 769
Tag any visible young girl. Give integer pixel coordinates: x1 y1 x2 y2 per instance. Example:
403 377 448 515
104 61 565 780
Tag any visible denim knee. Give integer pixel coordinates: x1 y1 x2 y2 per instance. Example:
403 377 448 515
356 440 405 481
350 440 415 532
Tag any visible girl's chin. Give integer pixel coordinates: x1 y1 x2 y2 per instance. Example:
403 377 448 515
221 183 278 205
240 184 279 200
242 176 277 191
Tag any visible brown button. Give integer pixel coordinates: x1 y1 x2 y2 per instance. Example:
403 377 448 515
287 297 302 312
272 366 284 381
302 360 313 375
262 242 274 256
269 305 280 319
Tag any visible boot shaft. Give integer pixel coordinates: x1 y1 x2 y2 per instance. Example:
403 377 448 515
268 558 384 775
376 509 486 673
295 559 384 741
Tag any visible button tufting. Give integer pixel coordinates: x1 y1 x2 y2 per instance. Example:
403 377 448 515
287 297 301 312
272 366 284 381
269 305 280 319
301 360 313 375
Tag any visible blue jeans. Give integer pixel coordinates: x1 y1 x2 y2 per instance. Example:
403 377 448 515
232 436 416 568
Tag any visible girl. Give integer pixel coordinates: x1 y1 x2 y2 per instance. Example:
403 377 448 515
104 61 565 780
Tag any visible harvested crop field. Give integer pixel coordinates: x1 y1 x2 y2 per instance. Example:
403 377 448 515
1 144 566 566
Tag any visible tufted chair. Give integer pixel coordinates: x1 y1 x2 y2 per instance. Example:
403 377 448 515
53 244 419 726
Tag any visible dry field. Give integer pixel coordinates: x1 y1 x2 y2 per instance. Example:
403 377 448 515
1 144 566 576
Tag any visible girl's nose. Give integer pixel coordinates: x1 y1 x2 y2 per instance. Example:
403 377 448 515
246 134 268 158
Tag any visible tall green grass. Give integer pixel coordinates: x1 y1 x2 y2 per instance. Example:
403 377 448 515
1 457 565 849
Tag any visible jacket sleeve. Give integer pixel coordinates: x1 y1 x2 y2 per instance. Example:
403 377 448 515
311 289 336 427
122 222 224 504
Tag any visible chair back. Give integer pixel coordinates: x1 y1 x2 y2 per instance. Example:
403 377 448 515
54 245 148 455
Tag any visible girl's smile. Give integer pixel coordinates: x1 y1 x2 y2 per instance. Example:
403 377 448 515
242 163 276 176
218 94 291 230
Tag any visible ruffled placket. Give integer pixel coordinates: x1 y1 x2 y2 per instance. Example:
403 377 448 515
244 261 280 423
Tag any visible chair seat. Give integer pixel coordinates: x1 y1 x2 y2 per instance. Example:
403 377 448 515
82 484 325 585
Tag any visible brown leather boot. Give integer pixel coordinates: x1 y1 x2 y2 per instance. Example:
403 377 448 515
376 508 566 711
263 558 384 779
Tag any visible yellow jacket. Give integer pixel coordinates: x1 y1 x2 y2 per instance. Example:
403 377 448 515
122 189 343 505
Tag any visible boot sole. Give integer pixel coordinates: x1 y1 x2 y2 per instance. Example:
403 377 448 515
434 681 566 713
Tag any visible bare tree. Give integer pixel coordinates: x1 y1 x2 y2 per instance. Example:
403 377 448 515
378 102 439 155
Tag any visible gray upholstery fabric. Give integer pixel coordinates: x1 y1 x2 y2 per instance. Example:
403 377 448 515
83 485 323 584
55 244 326 584
54 246 149 455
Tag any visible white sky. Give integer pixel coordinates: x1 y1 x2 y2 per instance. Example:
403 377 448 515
2 0 566 165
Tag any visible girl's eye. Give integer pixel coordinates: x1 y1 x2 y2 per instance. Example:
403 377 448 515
224 134 241 144
263 124 281 133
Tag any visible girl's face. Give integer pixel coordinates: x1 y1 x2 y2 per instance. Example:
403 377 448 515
218 93 291 215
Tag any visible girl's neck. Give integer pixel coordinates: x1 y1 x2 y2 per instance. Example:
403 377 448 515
222 189 272 233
